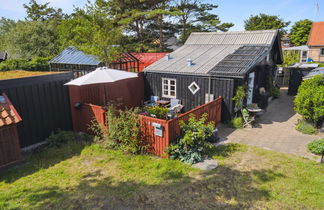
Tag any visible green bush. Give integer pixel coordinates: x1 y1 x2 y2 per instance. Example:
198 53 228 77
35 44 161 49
294 75 324 124
91 105 147 154
307 139 324 163
146 106 169 120
295 120 317 135
0 56 51 71
232 85 246 111
167 113 215 164
272 87 280 98
46 130 78 147
231 117 243 129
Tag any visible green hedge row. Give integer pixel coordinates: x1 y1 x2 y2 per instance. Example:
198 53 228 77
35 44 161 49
0 57 52 71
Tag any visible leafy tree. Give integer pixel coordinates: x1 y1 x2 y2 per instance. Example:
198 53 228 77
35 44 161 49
5 21 59 59
23 0 65 21
281 50 300 67
290 19 312 46
172 0 234 42
58 1 124 65
0 18 16 51
244 13 290 34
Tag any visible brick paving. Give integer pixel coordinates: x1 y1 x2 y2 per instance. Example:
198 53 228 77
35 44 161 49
219 88 324 160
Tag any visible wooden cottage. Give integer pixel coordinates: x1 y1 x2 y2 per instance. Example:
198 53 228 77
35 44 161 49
144 30 282 120
0 93 22 169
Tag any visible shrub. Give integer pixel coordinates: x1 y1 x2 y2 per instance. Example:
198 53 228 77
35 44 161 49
232 85 246 111
46 130 78 147
294 75 324 125
146 106 169 119
231 117 244 128
0 56 51 71
167 113 215 164
272 87 280 98
295 120 317 135
91 105 147 154
307 139 324 163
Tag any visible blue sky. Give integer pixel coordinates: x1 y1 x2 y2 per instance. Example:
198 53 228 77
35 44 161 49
0 0 323 31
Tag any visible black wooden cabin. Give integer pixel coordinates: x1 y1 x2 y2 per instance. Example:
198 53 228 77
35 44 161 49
144 30 283 121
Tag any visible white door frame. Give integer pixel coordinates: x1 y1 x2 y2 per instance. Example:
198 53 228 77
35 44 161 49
247 72 255 105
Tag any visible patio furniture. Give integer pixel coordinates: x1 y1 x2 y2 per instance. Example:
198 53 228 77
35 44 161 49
168 99 184 118
241 108 255 127
145 96 159 107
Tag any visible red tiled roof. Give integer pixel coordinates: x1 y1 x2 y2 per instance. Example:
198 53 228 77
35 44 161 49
0 93 22 127
308 22 324 46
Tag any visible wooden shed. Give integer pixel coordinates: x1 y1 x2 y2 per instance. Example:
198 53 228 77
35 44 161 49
65 67 144 132
0 93 22 169
144 30 283 120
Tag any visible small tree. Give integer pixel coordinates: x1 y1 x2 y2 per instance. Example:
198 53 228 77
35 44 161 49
307 139 324 163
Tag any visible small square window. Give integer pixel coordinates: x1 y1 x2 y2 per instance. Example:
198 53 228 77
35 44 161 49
162 78 176 98
188 82 200 95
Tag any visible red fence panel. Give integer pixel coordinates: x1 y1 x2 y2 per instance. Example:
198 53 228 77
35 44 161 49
74 97 222 158
168 97 222 142
139 115 169 158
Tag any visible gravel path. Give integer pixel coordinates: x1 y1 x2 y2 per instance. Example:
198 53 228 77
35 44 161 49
219 88 324 160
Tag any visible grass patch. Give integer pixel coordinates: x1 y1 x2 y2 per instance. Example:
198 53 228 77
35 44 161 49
0 70 59 80
0 141 323 209
295 119 317 135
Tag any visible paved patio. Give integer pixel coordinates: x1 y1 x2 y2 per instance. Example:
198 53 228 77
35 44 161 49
219 88 324 160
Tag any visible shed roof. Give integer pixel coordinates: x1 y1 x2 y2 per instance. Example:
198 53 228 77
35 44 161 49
49 46 101 65
0 93 22 127
144 30 281 78
308 22 324 46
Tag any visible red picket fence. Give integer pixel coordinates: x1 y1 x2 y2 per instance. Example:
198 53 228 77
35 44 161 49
76 97 222 158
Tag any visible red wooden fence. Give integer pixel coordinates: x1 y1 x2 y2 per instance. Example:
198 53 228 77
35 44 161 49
76 97 222 158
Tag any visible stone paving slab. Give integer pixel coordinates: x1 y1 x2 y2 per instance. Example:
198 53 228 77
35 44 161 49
218 88 324 160
192 159 218 171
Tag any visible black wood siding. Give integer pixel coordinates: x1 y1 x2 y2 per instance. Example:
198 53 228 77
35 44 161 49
0 72 73 147
144 73 234 121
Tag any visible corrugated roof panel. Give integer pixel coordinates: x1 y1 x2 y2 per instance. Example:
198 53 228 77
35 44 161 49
50 46 101 65
145 30 279 76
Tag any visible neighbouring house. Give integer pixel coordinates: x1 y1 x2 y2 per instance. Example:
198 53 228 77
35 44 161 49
144 30 283 120
281 34 292 48
65 67 144 132
0 51 8 63
0 93 22 169
307 21 324 62
282 45 309 63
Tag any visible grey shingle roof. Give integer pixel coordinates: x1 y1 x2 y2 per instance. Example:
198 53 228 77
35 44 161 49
144 30 280 77
49 46 101 65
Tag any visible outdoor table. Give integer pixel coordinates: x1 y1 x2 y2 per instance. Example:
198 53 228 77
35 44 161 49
246 107 262 119
157 100 170 107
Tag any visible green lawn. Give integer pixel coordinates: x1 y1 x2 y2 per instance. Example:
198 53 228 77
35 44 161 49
0 141 323 209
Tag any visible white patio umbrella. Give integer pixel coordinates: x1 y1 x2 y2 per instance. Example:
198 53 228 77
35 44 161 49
65 67 138 86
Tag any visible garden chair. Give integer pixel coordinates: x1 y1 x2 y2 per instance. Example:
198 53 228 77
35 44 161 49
144 96 159 107
241 108 255 127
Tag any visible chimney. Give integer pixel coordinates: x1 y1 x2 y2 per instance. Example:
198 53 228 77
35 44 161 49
166 54 171 60
187 58 193 67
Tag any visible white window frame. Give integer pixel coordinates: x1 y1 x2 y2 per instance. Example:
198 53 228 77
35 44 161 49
188 81 200 95
162 78 176 98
